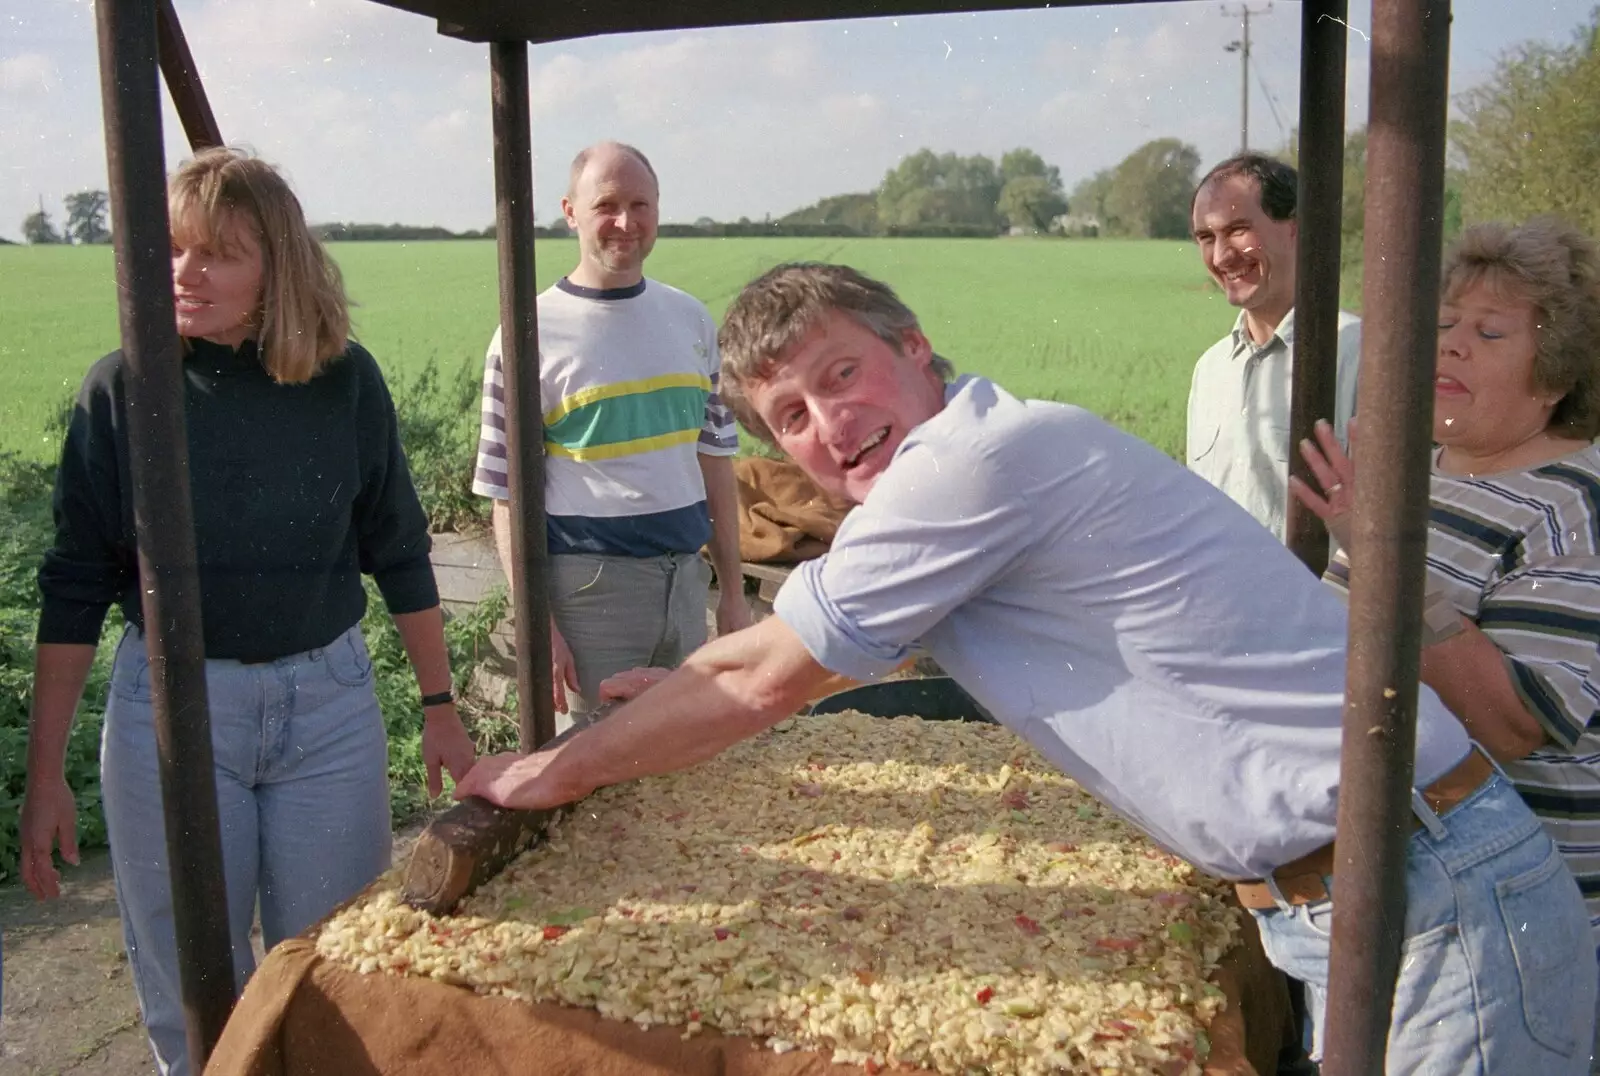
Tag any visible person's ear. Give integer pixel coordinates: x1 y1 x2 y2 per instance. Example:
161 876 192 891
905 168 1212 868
902 328 933 369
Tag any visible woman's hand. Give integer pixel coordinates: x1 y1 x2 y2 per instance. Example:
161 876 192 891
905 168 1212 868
20 776 79 900
422 703 478 798
1288 418 1358 551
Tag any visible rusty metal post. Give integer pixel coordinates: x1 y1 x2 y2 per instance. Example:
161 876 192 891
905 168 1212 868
1284 0 1349 576
93 0 237 1067
1321 0 1452 1071
155 0 223 150
489 41 556 751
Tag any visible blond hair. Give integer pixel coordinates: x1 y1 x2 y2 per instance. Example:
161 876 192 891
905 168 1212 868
717 263 955 443
1442 217 1600 440
169 147 350 384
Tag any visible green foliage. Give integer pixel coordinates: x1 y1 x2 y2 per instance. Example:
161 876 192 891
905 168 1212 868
63 190 111 246
876 149 1006 232
386 355 489 534
1068 169 1116 231
778 192 880 234
358 580 511 821
998 175 1069 234
999 148 1063 192
0 449 115 884
1103 138 1203 240
1455 13 1600 236
21 207 63 245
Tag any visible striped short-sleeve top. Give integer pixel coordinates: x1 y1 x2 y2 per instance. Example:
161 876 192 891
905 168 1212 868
472 277 739 557
1328 444 1600 942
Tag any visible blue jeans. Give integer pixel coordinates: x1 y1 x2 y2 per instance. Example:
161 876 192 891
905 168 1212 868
101 625 391 1076
1251 771 1597 1074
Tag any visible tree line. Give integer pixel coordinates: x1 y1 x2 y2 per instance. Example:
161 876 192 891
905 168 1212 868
22 191 111 245
17 12 1596 247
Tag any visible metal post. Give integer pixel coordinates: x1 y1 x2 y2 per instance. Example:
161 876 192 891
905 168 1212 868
93 0 236 1068
155 0 223 150
1284 0 1349 576
1224 4 1272 150
1321 0 1452 1071
489 41 556 751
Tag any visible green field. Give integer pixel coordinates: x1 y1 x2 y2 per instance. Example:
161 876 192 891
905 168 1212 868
0 237 1232 462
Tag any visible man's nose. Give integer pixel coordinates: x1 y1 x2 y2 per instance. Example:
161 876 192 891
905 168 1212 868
816 403 857 450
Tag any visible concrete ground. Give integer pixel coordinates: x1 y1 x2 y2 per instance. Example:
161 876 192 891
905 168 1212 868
1 846 157 1076
0 825 425 1076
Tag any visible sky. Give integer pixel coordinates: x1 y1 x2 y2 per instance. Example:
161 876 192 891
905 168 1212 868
1 0 1594 241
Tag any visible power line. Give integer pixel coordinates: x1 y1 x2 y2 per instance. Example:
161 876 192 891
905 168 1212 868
1250 51 1287 140
1221 3 1273 151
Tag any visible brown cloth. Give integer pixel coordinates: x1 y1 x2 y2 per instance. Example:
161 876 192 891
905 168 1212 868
204 917 1291 1076
735 457 851 564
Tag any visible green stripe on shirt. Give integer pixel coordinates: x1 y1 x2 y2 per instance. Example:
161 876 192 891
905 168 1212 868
545 383 710 456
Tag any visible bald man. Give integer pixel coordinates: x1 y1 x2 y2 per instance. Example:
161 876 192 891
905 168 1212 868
472 141 750 728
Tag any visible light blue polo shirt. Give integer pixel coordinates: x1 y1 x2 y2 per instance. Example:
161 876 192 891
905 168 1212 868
775 375 1470 880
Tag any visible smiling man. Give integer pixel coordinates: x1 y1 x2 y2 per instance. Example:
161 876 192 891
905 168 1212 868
1187 154 1361 542
458 261 1597 1073
472 141 749 727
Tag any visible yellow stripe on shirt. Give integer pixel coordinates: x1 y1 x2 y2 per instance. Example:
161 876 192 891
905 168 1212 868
544 428 702 462
544 373 714 426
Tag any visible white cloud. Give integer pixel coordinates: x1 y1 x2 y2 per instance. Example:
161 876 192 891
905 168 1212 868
0 52 55 94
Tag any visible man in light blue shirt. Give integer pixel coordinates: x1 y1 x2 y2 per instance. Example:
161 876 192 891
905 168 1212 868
459 263 1596 1072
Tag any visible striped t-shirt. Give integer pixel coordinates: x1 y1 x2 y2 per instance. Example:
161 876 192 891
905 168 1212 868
472 277 739 557
1328 444 1600 942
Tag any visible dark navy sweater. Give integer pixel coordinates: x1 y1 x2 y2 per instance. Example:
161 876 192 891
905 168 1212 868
36 338 438 661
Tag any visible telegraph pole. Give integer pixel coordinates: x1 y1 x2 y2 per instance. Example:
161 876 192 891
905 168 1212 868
1223 3 1272 151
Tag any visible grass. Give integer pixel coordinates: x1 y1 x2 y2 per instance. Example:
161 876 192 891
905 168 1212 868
0 237 1236 462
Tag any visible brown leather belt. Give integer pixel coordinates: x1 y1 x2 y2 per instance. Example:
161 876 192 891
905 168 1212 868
1234 749 1495 911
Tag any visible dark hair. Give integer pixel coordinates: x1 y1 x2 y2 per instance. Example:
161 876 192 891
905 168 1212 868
1192 153 1298 222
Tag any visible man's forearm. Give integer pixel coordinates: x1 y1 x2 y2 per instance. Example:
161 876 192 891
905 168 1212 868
698 454 744 591
491 499 516 587
27 643 98 781
543 616 832 798
1420 623 1548 761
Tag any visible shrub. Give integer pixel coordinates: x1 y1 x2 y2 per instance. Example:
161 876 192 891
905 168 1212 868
0 450 115 884
389 356 490 535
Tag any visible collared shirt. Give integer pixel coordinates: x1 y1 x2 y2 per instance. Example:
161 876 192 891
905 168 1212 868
1186 308 1362 540
775 375 1469 880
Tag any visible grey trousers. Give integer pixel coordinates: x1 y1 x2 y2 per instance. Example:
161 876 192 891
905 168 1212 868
550 551 711 723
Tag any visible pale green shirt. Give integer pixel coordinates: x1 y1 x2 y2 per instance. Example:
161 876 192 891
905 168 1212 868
1186 308 1362 540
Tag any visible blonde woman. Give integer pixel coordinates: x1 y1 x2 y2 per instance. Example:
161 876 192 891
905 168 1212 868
18 148 477 1076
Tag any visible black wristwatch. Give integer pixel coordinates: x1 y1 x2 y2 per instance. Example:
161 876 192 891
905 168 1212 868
420 689 454 708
